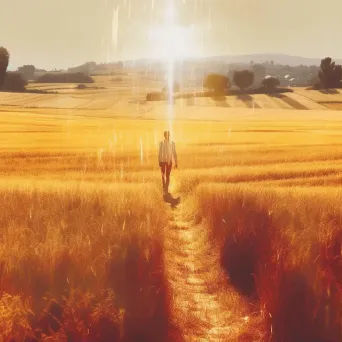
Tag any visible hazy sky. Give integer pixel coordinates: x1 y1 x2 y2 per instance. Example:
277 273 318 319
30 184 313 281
1 0 342 70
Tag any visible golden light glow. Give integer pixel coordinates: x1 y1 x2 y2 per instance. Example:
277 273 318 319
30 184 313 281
149 24 197 60
149 4 198 60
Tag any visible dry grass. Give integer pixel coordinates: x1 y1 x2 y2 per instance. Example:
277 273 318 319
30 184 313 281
191 184 342 341
3 78 342 112
0 183 170 341
1 75 342 340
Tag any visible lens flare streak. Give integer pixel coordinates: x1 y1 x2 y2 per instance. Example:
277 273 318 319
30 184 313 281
166 0 175 133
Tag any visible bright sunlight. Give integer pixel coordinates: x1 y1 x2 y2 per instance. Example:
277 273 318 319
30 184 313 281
149 25 197 60
149 4 198 60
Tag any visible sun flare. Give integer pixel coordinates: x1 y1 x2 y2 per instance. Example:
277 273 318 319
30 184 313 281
149 24 197 60
149 4 198 60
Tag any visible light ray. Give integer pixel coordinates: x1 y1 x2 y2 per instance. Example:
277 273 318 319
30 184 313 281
166 0 175 134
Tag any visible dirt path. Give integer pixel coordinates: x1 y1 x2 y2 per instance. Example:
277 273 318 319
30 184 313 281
164 193 251 341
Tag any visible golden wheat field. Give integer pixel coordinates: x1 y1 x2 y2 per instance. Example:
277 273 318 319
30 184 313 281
0 76 341 341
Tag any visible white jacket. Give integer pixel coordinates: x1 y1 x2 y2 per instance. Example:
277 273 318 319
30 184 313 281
159 140 177 164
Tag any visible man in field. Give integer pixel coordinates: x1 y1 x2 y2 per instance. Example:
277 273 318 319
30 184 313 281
159 130 178 194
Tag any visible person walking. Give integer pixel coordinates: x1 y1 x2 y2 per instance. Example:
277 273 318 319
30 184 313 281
158 130 178 194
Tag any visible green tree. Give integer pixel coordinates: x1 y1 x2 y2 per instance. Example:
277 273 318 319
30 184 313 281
203 73 230 94
262 77 280 93
233 70 255 91
0 46 10 88
2 72 27 92
319 57 342 88
17 65 36 81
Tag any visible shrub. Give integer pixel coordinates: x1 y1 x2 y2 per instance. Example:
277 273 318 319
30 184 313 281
146 92 166 101
76 83 87 90
262 77 280 93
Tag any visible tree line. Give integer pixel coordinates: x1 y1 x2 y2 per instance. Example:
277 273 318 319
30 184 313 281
1 44 342 94
0 47 27 91
0 46 94 92
203 57 342 94
204 71 280 94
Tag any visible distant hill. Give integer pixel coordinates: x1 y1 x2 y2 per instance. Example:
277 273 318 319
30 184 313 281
52 54 340 88
59 54 342 73
116 54 342 68
68 61 96 74
204 54 342 66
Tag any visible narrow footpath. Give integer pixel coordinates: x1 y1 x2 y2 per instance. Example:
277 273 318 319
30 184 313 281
164 191 253 341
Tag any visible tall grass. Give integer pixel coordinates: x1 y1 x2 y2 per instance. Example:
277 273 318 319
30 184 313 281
192 184 342 342
0 183 170 341
178 161 342 194
3 88 342 341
